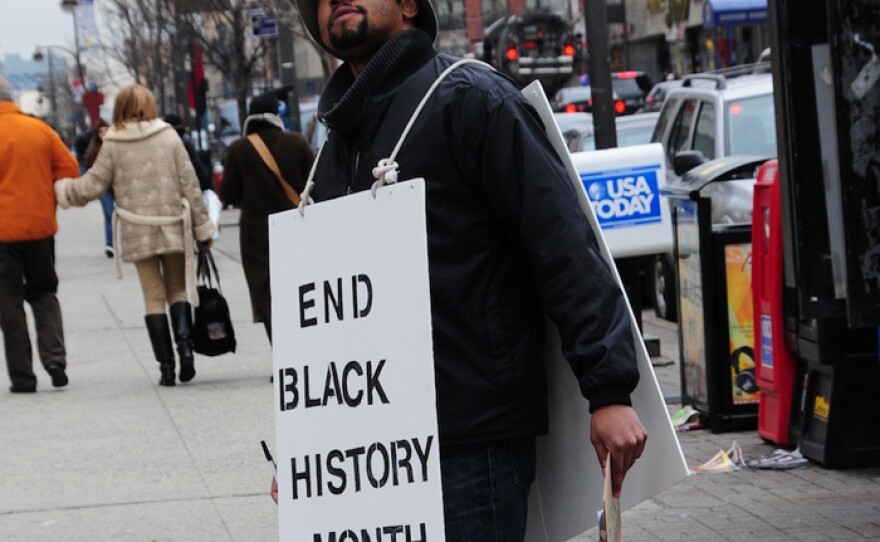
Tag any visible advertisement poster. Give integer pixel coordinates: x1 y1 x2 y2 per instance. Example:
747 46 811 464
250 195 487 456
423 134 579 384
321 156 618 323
725 243 759 405
676 200 708 406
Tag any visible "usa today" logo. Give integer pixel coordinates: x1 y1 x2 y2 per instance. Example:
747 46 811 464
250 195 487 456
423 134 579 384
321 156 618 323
581 165 663 229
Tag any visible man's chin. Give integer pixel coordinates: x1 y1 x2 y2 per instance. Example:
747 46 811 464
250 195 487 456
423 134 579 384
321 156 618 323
329 33 366 53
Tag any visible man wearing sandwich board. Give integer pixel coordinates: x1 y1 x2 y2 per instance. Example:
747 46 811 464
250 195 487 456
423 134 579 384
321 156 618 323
275 0 654 537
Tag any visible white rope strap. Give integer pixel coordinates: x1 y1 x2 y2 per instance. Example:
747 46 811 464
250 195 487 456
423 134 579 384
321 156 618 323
297 58 495 212
114 198 200 307
298 135 328 216
371 58 494 198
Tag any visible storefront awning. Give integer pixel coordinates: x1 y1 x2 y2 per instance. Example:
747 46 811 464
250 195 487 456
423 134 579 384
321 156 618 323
703 0 768 28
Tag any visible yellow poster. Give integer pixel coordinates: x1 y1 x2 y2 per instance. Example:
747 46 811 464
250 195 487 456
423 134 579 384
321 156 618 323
725 243 759 405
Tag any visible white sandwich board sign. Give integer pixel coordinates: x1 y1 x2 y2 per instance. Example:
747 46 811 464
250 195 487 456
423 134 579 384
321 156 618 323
523 81 689 542
269 180 445 542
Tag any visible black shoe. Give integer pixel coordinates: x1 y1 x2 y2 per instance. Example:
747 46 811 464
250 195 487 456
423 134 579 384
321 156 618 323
178 362 195 383
159 366 176 387
46 363 68 388
10 384 37 393
104 246 114 258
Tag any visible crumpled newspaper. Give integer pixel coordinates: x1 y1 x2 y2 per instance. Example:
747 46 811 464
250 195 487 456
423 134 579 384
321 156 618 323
691 441 744 474
746 447 810 470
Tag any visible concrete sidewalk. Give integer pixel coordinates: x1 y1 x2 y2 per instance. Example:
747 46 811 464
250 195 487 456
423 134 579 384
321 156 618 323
0 204 277 541
1 203 879 541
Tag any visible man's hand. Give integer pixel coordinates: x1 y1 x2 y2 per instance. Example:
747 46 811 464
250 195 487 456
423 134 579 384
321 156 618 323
271 477 278 504
590 404 647 498
198 238 213 249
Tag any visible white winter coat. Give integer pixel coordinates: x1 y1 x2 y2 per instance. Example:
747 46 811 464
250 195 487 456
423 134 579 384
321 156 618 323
56 119 215 261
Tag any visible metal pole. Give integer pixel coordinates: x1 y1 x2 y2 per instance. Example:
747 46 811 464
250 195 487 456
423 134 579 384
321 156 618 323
278 19 302 133
173 5 189 120
621 0 630 68
584 0 617 149
190 43 202 149
64 2 88 132
585 0 645 336
70 6 86 86
47 52 60 130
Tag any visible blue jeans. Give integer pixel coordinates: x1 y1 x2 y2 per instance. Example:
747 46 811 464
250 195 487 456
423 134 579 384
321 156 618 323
98 191 115 247
440 437 535 541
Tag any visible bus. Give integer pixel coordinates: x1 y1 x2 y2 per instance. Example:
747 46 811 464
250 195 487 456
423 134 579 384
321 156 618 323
482 10 581 95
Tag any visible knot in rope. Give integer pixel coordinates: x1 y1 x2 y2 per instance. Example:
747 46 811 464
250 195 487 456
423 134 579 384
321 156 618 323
371 158 400 198
372 158 399 185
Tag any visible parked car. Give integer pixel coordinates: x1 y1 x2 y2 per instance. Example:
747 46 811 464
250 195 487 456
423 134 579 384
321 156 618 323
553 111 592 136
640 80 684 113
611 71 653 114
648 70 777 321
552 86 625 114
555 111 660 153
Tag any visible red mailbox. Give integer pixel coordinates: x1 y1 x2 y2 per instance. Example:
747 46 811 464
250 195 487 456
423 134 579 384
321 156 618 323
752 160 796 445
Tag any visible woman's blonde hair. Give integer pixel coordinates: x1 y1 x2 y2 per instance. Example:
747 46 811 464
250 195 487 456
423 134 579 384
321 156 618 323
112 84 158 128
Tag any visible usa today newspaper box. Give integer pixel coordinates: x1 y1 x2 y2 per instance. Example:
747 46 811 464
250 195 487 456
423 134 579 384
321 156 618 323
664 156 769 433
569 144 673 338
569 143 673 260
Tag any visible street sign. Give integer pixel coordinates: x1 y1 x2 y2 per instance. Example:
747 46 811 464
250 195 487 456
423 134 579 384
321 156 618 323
251 6 277 38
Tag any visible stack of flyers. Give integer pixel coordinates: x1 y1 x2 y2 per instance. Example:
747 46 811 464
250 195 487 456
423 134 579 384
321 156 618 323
598 454 621 542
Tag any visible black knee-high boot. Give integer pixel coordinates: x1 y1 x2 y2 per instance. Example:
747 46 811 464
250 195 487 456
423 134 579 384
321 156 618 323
169 302 195 382
145 314 175 386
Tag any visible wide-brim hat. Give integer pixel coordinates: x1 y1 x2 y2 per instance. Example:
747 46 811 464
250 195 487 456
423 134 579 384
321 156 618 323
294 0 437 55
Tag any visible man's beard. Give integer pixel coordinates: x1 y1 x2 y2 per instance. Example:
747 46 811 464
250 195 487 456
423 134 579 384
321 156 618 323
328 17 370 52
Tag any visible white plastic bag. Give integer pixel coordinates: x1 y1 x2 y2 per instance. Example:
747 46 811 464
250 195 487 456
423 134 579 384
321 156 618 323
202 189 222 240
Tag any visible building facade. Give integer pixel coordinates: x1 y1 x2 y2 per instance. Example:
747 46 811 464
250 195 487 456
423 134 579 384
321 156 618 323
431 0 770 83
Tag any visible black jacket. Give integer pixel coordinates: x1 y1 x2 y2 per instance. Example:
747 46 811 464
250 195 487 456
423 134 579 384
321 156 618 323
182 137 211 191
222 124 314 321
313 30 638 446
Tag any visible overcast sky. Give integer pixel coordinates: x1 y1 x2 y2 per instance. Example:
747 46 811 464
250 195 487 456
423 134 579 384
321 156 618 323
1 0 77 59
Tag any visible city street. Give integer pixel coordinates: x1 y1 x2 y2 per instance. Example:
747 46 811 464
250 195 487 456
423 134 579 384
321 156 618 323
0 202 878 541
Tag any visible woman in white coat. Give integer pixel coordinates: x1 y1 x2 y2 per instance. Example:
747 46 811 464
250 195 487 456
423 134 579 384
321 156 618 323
56 85 215 386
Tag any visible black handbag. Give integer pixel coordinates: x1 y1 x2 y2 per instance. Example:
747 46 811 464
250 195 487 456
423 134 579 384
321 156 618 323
193 247 237 356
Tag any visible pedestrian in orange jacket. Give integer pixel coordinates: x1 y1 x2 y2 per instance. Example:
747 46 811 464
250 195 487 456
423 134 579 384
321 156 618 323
0 75 79 393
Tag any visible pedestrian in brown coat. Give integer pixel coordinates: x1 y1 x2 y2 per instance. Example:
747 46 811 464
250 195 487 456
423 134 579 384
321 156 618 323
220 94 315 341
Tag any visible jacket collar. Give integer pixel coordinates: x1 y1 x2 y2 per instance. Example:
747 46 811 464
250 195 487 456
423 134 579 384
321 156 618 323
105 118 171 142
319 29 437 135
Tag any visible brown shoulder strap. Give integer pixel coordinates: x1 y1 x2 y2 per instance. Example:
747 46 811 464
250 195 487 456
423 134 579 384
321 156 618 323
247 134 301 206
